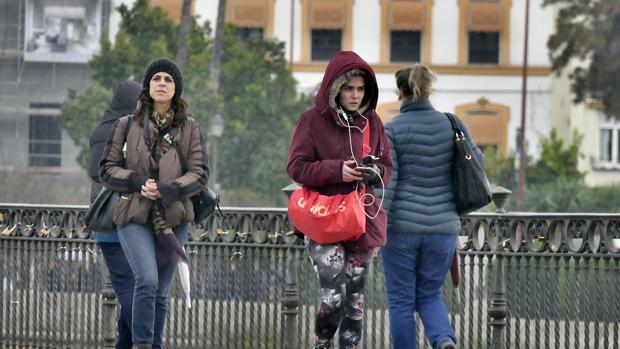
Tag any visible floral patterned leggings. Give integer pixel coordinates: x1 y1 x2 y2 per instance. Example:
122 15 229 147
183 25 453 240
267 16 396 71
305 238 372 349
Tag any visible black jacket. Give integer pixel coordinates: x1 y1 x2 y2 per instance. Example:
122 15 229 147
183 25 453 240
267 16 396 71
89 81 141 202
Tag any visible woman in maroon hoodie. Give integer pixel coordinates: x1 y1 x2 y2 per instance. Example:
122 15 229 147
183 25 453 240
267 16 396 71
287 51 392 349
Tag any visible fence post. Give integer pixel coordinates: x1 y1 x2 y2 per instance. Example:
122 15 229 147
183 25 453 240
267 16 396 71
101 261 117 348
488 186 512 348
281 183 301 349
282 255 300 349
489 252 507 348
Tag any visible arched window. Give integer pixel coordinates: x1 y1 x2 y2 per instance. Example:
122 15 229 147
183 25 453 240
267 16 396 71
455 97 510 154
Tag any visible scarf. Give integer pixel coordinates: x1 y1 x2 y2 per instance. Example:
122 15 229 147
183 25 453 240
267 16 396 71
148 110 188 268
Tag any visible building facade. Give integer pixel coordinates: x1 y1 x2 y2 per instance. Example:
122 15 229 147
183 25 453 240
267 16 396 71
1 0 615 204
552 63 620 187
197 0 555 160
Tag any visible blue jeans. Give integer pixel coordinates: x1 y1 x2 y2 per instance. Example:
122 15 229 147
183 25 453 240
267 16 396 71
381 232 457 349
118 223 189 348
99 242 135 349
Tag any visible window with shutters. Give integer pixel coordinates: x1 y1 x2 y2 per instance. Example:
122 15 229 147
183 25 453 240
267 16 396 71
236 27 264 42
29 115 62 168
599 123 620 165
390 30 421 62
380 0 432 64
458 0 511 65
311 29 342 61
226 0 275 40
469 31 499 64
301 0 354 62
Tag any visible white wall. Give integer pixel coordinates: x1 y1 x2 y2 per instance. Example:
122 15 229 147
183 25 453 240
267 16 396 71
273 0 293 61
431 0 460 65
510 0 554 66
351 0 381 63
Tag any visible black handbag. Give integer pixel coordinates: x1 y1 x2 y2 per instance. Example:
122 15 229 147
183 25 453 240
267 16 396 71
84 188 119 232
444 113 492 214
171 142 222 224
85 115 133 232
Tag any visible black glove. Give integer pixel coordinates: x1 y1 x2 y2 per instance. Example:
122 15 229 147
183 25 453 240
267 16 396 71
128 173 148 192
360 164 380 185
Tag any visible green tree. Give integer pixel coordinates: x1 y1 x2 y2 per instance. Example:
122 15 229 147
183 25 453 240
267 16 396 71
527 128 583 185
57 1 306 206
483 146 515 188
519 128 589 212
545 0 620 118
56 84 112 169
216 28 308 205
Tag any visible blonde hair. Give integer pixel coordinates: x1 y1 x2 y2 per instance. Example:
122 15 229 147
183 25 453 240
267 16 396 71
395 63 436 100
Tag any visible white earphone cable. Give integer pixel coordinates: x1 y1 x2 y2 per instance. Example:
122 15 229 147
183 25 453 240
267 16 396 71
337 107 385 220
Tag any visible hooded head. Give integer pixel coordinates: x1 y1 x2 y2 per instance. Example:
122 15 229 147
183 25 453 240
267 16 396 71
315 51 379 116
102 80 141 122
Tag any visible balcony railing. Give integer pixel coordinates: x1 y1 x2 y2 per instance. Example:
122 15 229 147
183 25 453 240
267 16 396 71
0 202 619 348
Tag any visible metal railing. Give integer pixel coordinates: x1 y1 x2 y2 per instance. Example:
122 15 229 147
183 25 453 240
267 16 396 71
1 200 619 348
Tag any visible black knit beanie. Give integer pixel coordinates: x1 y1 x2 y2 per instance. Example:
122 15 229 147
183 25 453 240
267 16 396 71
143 58 184 97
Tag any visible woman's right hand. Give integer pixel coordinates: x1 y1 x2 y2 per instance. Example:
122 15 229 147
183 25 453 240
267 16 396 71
141 179 161 201
342 160 363 182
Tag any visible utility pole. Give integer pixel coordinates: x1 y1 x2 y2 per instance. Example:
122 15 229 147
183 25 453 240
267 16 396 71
289 0 295 68
208 0 227 191
175 0 193 70
516 0 530 211
210 0 226 95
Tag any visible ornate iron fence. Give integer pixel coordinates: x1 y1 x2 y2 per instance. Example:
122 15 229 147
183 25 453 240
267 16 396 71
0 202 619 348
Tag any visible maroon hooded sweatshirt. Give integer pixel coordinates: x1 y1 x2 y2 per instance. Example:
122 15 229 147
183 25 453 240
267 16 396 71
287 51 393 249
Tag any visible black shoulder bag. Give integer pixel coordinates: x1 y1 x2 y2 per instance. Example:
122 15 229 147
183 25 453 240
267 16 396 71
171 139 222 224
444 113 492 214
85 115 133 232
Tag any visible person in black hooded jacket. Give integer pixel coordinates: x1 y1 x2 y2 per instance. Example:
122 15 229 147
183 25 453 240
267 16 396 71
89 80 141 349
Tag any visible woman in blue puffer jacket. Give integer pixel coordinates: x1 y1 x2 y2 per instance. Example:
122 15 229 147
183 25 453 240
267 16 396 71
380 64 483 349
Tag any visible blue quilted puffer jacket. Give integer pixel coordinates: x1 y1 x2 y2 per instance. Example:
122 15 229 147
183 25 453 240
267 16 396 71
378 99 484 235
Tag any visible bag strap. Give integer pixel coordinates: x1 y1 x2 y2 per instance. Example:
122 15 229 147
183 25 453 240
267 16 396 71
362 120 371 158
444 113 465 141
121 115 133 166
143 114 152 149
123 115 133 142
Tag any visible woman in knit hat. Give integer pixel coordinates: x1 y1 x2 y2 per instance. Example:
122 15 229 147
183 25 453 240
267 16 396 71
99 58 209 349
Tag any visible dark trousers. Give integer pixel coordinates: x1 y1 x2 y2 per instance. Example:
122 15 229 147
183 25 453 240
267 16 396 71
99 242 135 349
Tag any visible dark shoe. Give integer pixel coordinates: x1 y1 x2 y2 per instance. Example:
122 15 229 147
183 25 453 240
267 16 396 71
439 340 457 349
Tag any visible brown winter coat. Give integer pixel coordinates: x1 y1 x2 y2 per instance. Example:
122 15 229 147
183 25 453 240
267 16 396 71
99 114 208 228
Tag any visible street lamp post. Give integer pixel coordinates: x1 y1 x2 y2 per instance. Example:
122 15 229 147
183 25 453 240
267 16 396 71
516 0 531 211
210 113 224 191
